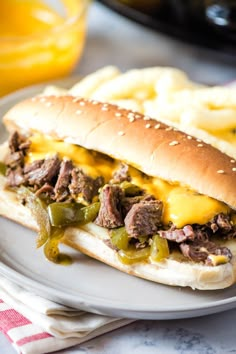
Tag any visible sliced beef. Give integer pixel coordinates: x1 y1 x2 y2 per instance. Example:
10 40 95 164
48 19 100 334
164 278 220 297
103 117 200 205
124 199 163 238
24 160 44 174
206 245 232 266
69 168 104 203
9 131 20 153
216 213 232 231
5 151 25 169
112 163 131 183
159 225 194 243
180 240 232 265
8 131 30 154
193 226 209 242
7 132 30 166
54 160 73 202
210 213 232 234
18 141 31 151
95 185 124 228
121 196 144 216
35 183 55 198
159 225 209 243
121 194 155 217
225 225 236 239
6 166 25 187
26 155 60 187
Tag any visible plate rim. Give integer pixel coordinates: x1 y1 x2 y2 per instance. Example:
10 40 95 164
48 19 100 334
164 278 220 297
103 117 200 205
1 258 236 315
0 78 236 320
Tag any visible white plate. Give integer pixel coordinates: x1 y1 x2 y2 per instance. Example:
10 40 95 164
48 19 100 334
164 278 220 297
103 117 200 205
0 79 236 320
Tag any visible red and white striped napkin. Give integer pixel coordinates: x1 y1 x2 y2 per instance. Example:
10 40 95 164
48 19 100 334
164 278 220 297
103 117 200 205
0 276 133 354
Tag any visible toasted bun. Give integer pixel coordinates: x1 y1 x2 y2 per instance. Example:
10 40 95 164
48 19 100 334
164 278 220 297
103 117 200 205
3 95 236 209
1 96 236 290
63 226 236 290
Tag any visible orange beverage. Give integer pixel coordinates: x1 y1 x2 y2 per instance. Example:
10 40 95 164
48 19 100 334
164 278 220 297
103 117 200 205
0 0 89 96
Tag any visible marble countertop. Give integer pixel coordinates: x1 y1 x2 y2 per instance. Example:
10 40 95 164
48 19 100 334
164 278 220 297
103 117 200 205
1 2 236 353
56 309 236 353
1 308 236 354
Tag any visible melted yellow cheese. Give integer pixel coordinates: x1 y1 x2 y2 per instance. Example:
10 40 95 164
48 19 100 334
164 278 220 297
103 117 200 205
162 186 228 227
27 134 117 181
27 134 229 228
130 171 229 228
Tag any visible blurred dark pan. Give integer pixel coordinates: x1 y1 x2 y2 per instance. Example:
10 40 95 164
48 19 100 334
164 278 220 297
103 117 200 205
98 0 236 61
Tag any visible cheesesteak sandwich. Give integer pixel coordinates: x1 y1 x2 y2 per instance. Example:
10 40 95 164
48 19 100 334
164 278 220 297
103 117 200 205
0 95 236 290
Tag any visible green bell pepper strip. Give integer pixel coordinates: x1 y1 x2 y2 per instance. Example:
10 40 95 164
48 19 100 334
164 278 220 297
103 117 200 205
120 181 143 196
47 202 100 227
150 234 169 262
43 228 72 265
0 162 7 176
118 246 150 265
110 227 129 250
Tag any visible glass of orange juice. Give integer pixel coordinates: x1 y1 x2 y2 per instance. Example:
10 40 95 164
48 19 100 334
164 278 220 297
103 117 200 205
0 0 90 97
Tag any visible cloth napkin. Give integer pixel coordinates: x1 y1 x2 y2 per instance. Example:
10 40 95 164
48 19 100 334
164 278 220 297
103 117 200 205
0 276 134 354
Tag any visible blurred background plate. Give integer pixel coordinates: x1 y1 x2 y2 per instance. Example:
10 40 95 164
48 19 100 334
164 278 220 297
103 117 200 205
98 0 236 62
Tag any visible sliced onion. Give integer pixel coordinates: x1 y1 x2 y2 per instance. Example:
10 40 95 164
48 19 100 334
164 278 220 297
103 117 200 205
18 186 51 248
